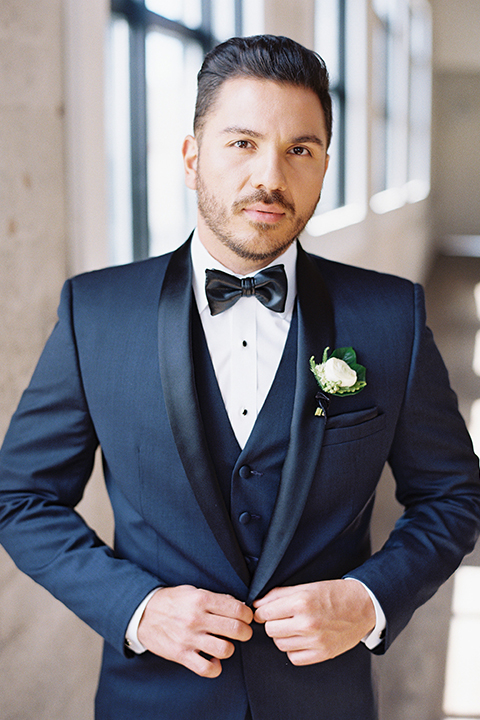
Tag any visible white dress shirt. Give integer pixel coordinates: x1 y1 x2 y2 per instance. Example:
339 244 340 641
191 230 297 449
126 231 385 652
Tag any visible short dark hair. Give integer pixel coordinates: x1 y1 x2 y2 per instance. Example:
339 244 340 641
194 35 333 148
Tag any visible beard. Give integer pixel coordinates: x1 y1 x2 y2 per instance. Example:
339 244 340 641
195 170 321 265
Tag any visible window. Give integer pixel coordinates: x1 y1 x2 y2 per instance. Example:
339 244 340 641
108 0 263 262
407 0 432 202
310 0 368 234
370 0 432 213
311 0 432 227
371 0 410 197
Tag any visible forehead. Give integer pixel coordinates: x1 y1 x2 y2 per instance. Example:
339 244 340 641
201 76 327 141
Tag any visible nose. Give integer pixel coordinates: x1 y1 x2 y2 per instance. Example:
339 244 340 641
250 149 287 193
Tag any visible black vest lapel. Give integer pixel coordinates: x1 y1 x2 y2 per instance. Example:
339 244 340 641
157 237 249 587
191 305 240 511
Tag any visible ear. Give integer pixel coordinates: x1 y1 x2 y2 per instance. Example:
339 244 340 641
323 153 330 178
182 135 198 190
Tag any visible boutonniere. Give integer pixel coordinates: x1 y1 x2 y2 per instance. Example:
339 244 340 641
310 347 367 416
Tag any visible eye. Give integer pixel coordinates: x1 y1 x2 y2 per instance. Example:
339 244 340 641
233 140 252 149
289 146 311 156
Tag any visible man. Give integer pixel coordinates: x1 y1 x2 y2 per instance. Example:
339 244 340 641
0 35 479 720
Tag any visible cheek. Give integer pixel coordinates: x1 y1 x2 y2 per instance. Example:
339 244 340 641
294 182 323 212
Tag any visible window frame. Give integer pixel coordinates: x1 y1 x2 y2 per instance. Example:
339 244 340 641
110 0 243 259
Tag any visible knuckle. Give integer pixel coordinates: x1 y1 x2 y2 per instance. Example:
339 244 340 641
184 612 200 632
231 601 248 622
194 588 210 609
228 618 242 636
294 594 310 614
302 616 319 633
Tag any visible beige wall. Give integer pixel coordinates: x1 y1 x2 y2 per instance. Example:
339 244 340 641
264 0 315 46
430 0 480 240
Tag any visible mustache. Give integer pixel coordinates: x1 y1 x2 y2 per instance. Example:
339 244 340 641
232 189 295 215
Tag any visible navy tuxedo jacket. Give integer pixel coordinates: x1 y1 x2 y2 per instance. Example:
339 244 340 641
1 238 479 720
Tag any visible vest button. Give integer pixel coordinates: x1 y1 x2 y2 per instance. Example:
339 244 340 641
239 465 252 479
238 511 251 525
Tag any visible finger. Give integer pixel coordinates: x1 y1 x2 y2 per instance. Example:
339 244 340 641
272 635 309 653
204 592 254 625
286 649 329 666
199 634 236 660
253 585 302 608
183 650 224 678
202 612 253 642
254 597 296 624
203 613 253 643
262 618 298 639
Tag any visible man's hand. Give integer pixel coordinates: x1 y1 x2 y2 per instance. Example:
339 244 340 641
137 585 253 678
253 579 375 666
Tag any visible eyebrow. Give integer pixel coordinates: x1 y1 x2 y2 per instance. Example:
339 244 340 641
221 126 325 147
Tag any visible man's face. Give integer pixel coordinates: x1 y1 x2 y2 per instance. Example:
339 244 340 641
183 76 329 273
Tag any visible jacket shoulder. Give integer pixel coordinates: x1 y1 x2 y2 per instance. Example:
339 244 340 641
70 252 172 292
306 251 418 312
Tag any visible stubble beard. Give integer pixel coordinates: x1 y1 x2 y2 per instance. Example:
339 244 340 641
196 170 321 265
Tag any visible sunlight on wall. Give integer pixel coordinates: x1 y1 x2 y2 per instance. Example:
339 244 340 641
443 566 480 719
444 281 480 720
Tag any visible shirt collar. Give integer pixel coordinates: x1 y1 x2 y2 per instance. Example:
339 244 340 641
191 228 297 317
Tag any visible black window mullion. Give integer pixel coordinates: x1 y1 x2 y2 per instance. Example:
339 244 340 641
336 0 346 207
235 0 243 36
129 18 150 260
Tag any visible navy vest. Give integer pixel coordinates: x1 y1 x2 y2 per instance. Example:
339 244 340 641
193 305 298 575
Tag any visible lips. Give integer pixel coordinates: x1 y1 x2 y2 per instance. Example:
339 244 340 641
243 204 286 224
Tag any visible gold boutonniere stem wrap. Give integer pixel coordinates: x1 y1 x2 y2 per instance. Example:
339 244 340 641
310 347 367 413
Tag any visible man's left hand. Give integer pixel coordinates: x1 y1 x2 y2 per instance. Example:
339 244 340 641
253 579 375 665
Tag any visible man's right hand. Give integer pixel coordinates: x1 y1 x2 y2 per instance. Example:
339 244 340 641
137 585 253 677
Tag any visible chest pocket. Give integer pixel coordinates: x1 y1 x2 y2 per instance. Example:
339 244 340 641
323 406 385 446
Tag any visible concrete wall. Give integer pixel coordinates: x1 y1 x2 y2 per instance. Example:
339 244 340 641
0 1 68 439
0 4 109 719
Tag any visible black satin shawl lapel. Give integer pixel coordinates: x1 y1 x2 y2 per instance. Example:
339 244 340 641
248 244 335 601
157 238 249 587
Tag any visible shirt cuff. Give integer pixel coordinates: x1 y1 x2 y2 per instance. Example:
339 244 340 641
125 588 162 654
344 577 386 649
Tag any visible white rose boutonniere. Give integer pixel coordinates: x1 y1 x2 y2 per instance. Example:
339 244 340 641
310 347 367 416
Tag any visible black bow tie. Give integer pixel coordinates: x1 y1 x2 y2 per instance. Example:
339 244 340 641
205 265 288 316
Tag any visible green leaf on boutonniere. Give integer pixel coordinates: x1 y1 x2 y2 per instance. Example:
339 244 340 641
310 347 367 397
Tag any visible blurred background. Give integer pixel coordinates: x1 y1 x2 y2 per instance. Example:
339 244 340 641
1 1 480 718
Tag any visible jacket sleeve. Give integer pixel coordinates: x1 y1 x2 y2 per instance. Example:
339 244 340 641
0 280 161 655
347 283 480 652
